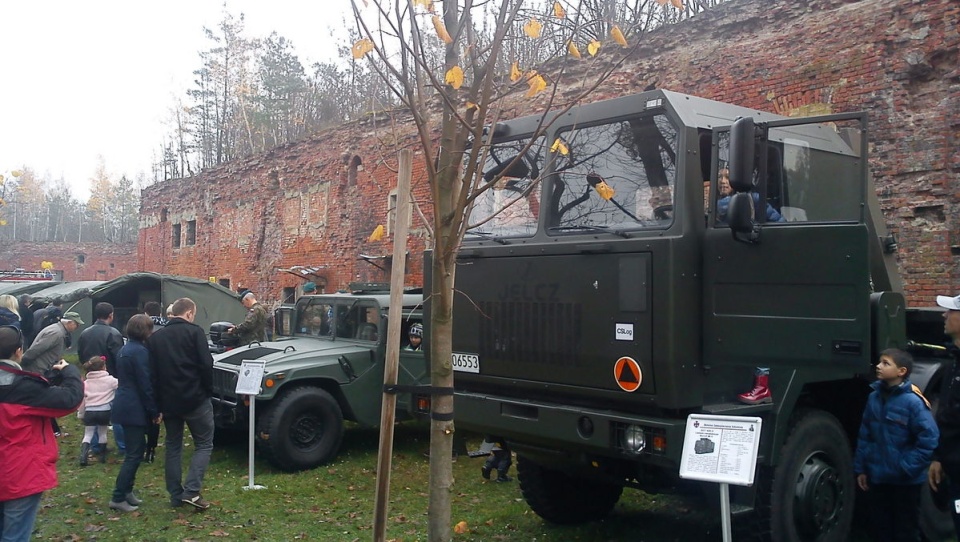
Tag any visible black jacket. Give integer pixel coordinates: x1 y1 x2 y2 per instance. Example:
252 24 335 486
935 344 960 471
148 318 213 417
78 320 124 376
112 340 158 426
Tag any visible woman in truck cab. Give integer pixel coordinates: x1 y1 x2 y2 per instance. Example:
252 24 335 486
716 168 785 223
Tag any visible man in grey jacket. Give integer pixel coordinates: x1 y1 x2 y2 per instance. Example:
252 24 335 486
21 312 84 373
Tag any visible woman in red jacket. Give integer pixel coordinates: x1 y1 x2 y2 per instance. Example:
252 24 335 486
0 326 83 542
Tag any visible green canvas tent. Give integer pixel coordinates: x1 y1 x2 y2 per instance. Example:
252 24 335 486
30 273 248 347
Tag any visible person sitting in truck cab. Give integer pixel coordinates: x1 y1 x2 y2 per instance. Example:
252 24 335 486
404 323 423 351
716 168 785 223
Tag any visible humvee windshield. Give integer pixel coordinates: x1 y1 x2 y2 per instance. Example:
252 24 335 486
294 298 380 342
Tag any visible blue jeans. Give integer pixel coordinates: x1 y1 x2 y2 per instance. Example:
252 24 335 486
113 424 126 451
112 425 146 503
164 400 215 502
0 492 42 542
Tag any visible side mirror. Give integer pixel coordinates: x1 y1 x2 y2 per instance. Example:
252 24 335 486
728 192 760 244
728 117 756 193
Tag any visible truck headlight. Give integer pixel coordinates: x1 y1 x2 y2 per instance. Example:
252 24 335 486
621 424 646 454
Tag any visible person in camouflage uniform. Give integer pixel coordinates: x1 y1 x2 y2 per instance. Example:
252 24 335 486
228 290 267 345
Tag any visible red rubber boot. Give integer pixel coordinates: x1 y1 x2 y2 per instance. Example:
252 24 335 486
738 374 772 405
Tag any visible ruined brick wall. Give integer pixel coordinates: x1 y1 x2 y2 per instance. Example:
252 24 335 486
0 242 138 282
139 0 959 306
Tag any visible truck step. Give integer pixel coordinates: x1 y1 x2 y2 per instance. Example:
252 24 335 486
702 402 774 416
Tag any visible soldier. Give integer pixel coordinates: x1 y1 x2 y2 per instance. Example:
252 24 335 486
227 290 267 345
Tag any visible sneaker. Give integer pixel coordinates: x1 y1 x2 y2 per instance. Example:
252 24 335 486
182 495 211 510
495 475 513 483
125 492 142 506
109 500 139 513
480 465 492 480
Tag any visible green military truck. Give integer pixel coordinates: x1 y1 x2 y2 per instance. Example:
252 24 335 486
211 287 428 471
440 89 953 540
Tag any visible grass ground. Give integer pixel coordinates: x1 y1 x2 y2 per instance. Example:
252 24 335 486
37 414 874 541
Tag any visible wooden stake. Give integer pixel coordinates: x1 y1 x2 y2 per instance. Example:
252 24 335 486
372 149 412 542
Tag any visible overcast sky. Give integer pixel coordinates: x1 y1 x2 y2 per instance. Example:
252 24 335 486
1 1 354 199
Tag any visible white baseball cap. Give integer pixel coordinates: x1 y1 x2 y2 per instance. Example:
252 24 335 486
936 294 960 310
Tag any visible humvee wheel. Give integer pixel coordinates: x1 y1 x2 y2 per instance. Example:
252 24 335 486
257 386 344 471
516 455 623 524
769 410 854 542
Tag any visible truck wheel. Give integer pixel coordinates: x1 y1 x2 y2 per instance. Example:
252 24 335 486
257 386 344 471
769 410 854 542
516 455 623 524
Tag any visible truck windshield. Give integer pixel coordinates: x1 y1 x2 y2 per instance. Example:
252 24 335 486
547 114 677 231
466 137 544 239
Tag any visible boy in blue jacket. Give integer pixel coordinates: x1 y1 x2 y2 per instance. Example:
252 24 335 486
854 348 939 542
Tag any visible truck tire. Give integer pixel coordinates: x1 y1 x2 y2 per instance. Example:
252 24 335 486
516 455 623 524
768 410 855 542
257 386 344 471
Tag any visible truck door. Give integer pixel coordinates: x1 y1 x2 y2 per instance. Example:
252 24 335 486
703 114 873 375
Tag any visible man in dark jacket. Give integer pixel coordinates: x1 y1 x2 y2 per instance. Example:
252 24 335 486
148 298 215 510
17 296 33 343
78 302 126 452
0 326 83 541
27 299 62 348
929 293 960 538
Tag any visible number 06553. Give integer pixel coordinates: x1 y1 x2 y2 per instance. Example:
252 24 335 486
452 353 480 373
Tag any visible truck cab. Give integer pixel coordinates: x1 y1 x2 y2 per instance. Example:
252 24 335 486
441 89 943 539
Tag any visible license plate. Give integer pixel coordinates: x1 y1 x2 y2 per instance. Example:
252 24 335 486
452 353 480 373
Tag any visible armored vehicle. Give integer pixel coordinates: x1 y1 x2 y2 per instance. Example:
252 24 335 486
211 288 428 471
439 89 952 540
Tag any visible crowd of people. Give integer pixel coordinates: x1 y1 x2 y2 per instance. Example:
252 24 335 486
0 290 240 541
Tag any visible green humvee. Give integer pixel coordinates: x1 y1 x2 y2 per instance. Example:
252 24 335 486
211 288 428 471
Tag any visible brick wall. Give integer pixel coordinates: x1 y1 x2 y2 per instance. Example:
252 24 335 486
0 242 137 282
139 0 960 306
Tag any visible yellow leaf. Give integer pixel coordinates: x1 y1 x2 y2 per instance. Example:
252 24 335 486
550 138 569 155
553 2 566 18
611 25 628 47
368 225 385 242
523 18 542 38
655 0 668 4
587 40 601 56
10 170 21 177
454 521 469 534
0 219 7 226
351 38 374 59
432 15 453 44
413 0 434 10
525 72 547 97
567 41 582 59
445 65 464 89
0 175 4 183
0 198 5 206
594 181 615 200
465 101 478 111
510 62 522 82
670 0 683 7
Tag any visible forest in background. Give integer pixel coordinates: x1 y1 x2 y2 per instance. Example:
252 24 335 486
0 0 726 246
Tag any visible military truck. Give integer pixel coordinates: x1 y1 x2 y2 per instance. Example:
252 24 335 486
211 287 428 471
439 89 953 540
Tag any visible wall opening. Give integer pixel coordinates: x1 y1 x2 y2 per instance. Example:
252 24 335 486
172 223 181 248
186 220 197 246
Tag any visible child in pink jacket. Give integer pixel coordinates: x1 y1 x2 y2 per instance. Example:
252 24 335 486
78 356 118 466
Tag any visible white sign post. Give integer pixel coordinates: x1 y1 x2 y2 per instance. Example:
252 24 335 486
235 360 267 491
679 414 762 542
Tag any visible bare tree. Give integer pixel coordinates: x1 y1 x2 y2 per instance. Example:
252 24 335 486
349 0 691 539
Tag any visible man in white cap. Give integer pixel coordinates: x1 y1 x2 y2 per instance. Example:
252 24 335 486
928 293 960 538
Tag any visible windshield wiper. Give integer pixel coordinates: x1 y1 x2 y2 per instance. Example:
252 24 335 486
465 229 510 245
548 224 630 238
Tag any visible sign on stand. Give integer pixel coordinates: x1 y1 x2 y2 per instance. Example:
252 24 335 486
236 360 267 491
679 414 762 542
